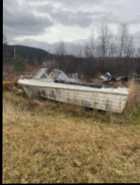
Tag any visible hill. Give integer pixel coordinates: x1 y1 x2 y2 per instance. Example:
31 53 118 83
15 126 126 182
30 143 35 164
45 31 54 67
3 44 140 78
3 44 53 62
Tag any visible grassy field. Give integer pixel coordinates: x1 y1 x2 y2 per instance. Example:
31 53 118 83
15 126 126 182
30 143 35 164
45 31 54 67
3 89 140 183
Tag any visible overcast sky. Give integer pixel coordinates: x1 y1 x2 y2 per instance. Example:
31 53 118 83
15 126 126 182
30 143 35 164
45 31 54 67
3 0 140 51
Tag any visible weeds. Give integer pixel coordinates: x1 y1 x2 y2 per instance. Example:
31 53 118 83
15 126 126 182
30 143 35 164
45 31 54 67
3 90 140 183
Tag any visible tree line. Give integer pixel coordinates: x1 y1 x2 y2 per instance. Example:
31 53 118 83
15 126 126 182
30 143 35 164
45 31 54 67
56 23 140 58
3 24 140 78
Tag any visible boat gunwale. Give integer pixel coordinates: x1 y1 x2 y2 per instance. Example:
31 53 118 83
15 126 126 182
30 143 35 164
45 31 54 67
18 79 129 96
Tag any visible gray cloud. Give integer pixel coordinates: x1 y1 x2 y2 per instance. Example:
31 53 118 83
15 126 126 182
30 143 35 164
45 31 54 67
46 9 94 27
29 0 140 27
29 0 103 7
31 1 120 27
3 0 140 48
3 0 53 39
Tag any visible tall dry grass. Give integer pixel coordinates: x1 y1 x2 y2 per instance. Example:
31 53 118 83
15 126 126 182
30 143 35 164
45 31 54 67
3 87 140 183
128 80 140 107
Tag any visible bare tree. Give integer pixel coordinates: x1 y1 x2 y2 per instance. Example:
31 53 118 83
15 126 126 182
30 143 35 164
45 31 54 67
79 48 82 57
119 23 129 57
84 44 92 58
56 41 66 56
84 34 96 58
108 43 117 57
78 46 84 58
125 35 135 57
136 48 140 57
108 35 118 57
89 34 96 57
99 23 110 57
119 24 136 58
84 43 94 58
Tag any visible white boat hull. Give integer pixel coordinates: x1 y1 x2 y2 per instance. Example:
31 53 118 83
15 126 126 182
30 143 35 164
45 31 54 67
18 79 128 113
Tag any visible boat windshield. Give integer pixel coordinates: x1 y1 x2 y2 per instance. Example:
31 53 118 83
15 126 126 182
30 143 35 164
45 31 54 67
33 68 48 79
